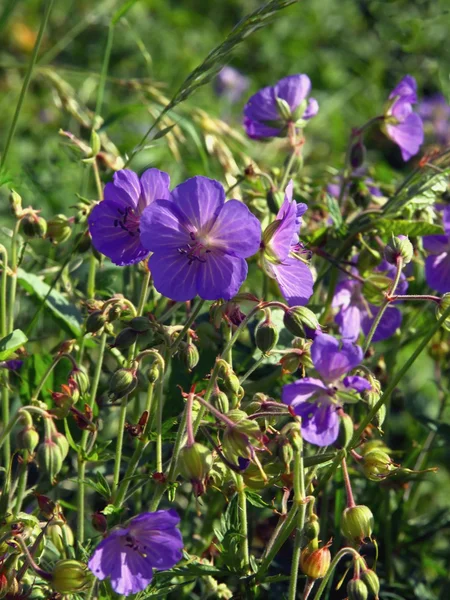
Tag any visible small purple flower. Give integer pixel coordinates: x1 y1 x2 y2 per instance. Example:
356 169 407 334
140 176 261 301
261 181 314 306
423 205 450 293
0 359 23 371
88 168 170 266
243 74 318 140
214 66 250 104
88 510 183 596
384 75 424 161
418 93 450 146
332 259 408 342
282 334 370 446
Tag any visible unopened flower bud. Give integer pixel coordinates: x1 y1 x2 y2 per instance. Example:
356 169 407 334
341 505 374 544
300 543 331 580
347 578 369 600
70 366 89 395
304 514 320 541
46 214 72 244
147 363 161 383
222 410 264 464
280 352 302 374
91 512 108 534
360 569 380 599
51 559 91 594
22 214 47 239
112 327 139 349
179 342 200 371
219 363 240 395
108 367 138 401
384 235 413 265
129 316 151 332
35 493 57 519
211 389 229 414
85 310 107 334
275 96 292 121
37 439 64 483
51 431 69 461
364 389 385 428
362 448 395 481
106 304 122 322
283 306 320 338
335 412 354 448
350 139 366 169
47 522 74 554
362 275 392 306
9 189 22 216
255 313 279 355
178 443 213 495
17 424 39 453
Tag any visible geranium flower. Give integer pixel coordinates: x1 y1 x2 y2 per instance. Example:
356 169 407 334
384 75 424 161
260 180 314 305
424 205 450 293
282 334 370 446
0 359 23 371
214 66 249 104
88 510 183 596
332 259 408 342
243 74 318 140
88 168 170 266
140 176 261 301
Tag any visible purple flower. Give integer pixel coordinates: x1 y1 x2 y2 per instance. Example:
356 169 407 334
384 75 424 161
0 359 23 371
418 93 450 146
88 510 183 596
424 205 450 293
88 168 170 266
243 74 318 140
214 66 250 104
140 176 261 301
282 334 369 446
332 259 408 342
261 181 314 305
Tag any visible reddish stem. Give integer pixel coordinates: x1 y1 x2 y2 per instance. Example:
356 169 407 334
341 458 356 508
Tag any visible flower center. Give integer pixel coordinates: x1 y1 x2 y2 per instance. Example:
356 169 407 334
177 231 211 265
124 533 148 558
114 206 141 237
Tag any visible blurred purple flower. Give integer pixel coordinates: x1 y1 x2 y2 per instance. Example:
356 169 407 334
88 169 170 266
332 259 408 342
88 510 183 596
0 359 23 371
384 75 424 161
243 74 318 140
140 176 261 301
282 334 369 446
261 180 314 305
424 205 450 293
327 175 383 202
418 93 450 146
214 66 249 103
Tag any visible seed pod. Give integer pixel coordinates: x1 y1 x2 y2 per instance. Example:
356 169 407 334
362 448 395 481
365 389 386 428
112 327 139 349
255 312 279 355
180 342 200 371
106 304 122 322
147 363 160 384
283 306 320 337
304 514 320 542
47 522 74 554
280 352 302 374
17 424 39 453
347 578 369 600
70 366 90 395
22 214 47 239
384 235 413 265
129 316 151 332
85 310 107 334
178 443 213 495
300 543 331 580
46 214 72 244
37 439 64 483
341 505 374 545
211 389 229 414
360 569 380 599
51 559 91 594
219 363 240 395
108 367 138 401
51 431 69 461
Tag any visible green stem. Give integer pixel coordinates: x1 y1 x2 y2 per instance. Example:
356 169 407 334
137 269 151 315
363 257 403 353
13 451 29 516
222 321 233 368
77 332 107 544
87 253 97 300
240 354 266 384
169 299 205 356
30 353 77 403
8 220 20 333
221 304 262 359
0 244 8 337
192 359 222 436
279 146 299 192
256 505 299 582
0 0 55 170
235 473 250 572
288 432 307 600
312 547 361 600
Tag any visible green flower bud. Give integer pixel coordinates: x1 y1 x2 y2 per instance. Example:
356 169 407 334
51 431 69 461
334 412 354 449
362 275 392 306
22 214 47 239
219 364 240 395
70 366 90 395
364 389 385 428
384 235 413 265
350 140 366 170
46 214 72 244
147 363 161 384
360 440 388 456
51 559 91 594
9 189 22 216
17 425 39 453
255 313 279 355
362 448 395 481
85 310 107 334
222 410 263 463
304 515 320 541
180 342 200 371
300 543 331 580
341 505 374 544
178 442 213 495
90 130 101 156
108 367 138 401
211 389 229 414
360 569 380 599
37 439 64 483
129 316 151 332
283 306 320 337
280 351 302 374
106 304 122 322
47 522 74 554
275 96 292 121
347 578 369 600
112 327 139 349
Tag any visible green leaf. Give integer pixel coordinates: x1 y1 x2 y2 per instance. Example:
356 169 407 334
326 193 343 228
375 219 444 237
17 268 82 336
0 329 27 361
111 0 140 24
303 452 338 468
152 124 177 141
245 490 271 508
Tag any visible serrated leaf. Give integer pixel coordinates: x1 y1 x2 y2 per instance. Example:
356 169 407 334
17 268 82 336
0 329 27 360
375 219 444 237
245 490 271 508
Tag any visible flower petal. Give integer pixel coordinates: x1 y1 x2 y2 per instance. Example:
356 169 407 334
342 375 371 392
361 305 402 342
140 199 191 252
423 234 450 255
302 404 339 447
311 334 363 382
282 377 329 408
103 169 140 209
138 168 171 212
335 304 362 342
425 253 450 293
111 551 154 595
130 509 181 531
270 257 314 306
171 176 224 233
138 531 183 570
207 199 261 258
304 97 319 119
389 75 418 104
386 112 424 161
149 251 199 301
274 74 311 112
88 534 125 581
196 251 248 301
243 117 282 140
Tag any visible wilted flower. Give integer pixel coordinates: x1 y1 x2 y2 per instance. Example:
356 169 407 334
214 66 249 103
282 334 370 446
88 510 183 596
88 168 170 266
243 74 318 140
383 75 424 161
423 205 450 293
260 180 314 305
332 259 408 342
140 176 261 301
